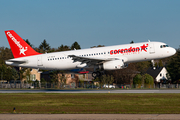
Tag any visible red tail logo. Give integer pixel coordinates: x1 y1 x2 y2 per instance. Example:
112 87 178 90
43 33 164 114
5 30 41 58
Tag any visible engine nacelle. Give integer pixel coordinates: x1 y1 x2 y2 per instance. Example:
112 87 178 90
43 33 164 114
76 63 87 68
102 60 126 70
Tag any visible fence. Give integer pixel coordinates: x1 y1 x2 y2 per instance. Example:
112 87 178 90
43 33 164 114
0 82 180 89
0 83 31 89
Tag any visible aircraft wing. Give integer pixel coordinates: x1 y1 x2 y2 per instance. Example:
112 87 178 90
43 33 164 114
68 55 126 66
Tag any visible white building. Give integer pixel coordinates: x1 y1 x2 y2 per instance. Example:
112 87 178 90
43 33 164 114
146 67 169 82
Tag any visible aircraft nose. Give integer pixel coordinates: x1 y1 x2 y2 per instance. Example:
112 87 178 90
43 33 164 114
170 47 176 55
173 48 176 55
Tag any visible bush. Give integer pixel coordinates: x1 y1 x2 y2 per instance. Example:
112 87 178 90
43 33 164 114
133 74 142 88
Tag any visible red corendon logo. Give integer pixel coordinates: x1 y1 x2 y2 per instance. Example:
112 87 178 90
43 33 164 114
110 44 148 55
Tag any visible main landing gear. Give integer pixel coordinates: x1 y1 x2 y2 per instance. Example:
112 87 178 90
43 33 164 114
92 71 104 79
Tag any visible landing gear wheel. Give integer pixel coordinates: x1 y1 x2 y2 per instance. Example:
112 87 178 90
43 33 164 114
92 72 97 78
92 71 101 79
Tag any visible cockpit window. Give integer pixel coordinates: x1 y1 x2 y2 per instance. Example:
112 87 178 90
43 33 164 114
160 45 169 48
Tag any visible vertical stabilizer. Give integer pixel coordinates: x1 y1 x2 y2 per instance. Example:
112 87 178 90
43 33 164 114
5 30 41 58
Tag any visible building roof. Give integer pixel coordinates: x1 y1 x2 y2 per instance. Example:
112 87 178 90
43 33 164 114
146 67 164 79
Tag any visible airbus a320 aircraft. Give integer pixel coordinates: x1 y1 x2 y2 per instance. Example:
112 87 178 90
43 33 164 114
5 30 176 77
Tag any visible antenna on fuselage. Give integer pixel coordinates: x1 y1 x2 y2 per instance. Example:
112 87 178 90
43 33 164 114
148 39 150 42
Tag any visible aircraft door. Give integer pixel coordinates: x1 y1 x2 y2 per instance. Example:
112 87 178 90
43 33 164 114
149 43 155 54
37 56 43 66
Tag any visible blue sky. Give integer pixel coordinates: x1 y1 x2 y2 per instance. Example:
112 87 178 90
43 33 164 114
0 0 180 49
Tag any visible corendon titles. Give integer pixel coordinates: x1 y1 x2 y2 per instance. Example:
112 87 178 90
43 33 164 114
110 44 148 55
7 32 23 49
6 31 28 55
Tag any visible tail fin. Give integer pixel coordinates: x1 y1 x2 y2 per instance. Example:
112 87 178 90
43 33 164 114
5 30 41 58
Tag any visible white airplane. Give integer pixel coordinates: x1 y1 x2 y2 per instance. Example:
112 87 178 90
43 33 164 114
5 30 176 77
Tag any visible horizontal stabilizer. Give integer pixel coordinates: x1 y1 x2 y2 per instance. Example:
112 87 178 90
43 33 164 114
5 59 27 64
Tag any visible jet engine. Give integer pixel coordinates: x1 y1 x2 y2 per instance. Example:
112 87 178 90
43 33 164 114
100 60 127 70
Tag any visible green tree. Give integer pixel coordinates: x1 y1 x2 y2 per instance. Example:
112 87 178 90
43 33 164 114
167 48 180 82
79 79 85 88
143 73 154 88
158 60 163 67
25 39 34 47
4 67 12 83
25 69 32 83
11 68 19 84
133 74 142 88
57 45 70 51
19 68 26 86
135 61 151 73
101 75 107 88
39 39 51 53
0 64 7 80
50 70 62 88
71 41 81 50
107 75 114 86
91 45 105 48
155 62 158 67
130 41 134 44
0 47 13 65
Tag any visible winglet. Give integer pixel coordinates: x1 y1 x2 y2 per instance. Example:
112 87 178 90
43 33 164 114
5 30 41 58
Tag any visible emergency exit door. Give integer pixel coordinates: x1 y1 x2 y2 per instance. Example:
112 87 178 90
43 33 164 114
149 43 155 54
37 56 43 66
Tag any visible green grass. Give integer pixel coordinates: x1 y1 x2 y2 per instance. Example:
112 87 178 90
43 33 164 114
0 93 180 114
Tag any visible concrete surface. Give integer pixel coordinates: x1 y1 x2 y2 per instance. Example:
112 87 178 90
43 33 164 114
0 114 180 120
1 89 180 93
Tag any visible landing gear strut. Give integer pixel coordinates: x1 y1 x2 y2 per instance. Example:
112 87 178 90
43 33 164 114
151 60 155 69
